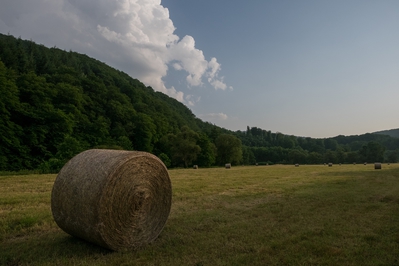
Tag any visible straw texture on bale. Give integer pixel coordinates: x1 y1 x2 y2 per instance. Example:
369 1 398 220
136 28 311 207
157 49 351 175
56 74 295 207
374 163 382 169
51 149 172 251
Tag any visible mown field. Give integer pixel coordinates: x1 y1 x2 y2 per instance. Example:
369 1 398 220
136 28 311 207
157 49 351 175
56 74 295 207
1 164 399 266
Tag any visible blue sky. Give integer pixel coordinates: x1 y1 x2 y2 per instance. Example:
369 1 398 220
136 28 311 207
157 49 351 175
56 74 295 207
1 0 398 137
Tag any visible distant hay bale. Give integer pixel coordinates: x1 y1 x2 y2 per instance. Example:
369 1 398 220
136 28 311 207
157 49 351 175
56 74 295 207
328 163 333 167
353 162 356 165
51 149 172 251
193 165 198 169
364 162 367 165
374 163 382 170
225 163 231 169
295 164 299 167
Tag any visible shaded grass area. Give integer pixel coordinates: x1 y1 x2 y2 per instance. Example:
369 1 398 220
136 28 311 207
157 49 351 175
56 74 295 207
1 164 399 265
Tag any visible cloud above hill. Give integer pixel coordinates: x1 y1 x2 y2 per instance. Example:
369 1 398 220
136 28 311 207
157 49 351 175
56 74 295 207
0 0 228 104
198 112 228 123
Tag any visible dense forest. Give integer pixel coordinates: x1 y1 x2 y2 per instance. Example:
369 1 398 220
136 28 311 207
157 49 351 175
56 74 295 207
1 33 398 172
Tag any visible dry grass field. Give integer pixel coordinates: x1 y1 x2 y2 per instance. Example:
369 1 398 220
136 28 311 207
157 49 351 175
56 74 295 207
1 164 399 265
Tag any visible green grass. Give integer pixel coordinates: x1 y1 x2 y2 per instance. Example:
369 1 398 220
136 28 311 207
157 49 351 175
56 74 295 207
1 164 399 265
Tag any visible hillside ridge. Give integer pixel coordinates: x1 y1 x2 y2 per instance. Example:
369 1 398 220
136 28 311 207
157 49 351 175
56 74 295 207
373 128 399 138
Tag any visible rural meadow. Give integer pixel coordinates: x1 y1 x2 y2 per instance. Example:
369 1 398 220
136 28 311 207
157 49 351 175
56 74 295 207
1 163 399 265
1 3 399 265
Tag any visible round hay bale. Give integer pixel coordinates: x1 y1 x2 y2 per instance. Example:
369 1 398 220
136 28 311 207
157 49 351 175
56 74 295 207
193 165 198 169
225 163 231 169
51 149 172 251
374 163 382 170
328 163 333 167
295 164 299 167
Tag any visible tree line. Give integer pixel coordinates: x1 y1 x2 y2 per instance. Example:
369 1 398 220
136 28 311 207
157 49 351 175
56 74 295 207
0 33 398 173
238 126 399 165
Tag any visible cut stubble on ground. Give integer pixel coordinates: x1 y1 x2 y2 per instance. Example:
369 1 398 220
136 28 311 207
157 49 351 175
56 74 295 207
1 164 399 265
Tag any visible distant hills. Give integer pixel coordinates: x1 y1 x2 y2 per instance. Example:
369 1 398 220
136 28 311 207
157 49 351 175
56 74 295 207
373 128 399 138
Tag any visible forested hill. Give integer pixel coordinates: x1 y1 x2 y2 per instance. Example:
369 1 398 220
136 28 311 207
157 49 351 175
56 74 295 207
0 33 230 171
1 33 398 172
373 128 399 138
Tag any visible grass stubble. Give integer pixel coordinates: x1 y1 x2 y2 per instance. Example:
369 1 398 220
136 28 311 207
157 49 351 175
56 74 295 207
1 164 399 265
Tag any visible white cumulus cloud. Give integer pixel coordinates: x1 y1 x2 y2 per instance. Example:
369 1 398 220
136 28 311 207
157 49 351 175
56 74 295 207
0 0 229 104
185 94 201 107
198 112 228 122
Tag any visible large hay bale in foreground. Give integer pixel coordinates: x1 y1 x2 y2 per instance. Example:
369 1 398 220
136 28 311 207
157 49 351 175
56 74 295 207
51 149 172 251
374 162 382 170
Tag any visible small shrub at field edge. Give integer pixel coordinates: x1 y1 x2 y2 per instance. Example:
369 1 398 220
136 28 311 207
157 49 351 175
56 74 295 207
1 165 399 266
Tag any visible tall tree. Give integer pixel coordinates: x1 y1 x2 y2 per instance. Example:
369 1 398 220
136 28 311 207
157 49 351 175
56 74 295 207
307 152 323 164
0 60 24 170
288 149 308 164
215 134 243 165
171 126 201 168
132 113 156 152
359 141 385 163
242 146 256 165
195 133 216 167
